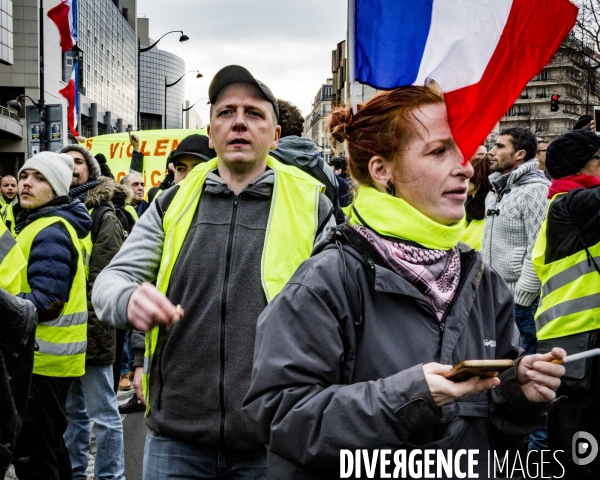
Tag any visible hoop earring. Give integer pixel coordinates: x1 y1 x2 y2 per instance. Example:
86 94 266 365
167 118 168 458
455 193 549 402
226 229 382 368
386 180 396 197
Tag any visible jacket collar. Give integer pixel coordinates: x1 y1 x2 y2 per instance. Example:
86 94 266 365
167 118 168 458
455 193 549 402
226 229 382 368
84 177 117 209
489 159 545 192
204 168 274 199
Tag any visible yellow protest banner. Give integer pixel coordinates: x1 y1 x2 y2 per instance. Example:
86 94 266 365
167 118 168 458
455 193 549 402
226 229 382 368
81 129 208 187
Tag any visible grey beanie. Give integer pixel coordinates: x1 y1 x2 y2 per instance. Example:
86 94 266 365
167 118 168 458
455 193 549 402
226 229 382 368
59 144 101 180
18 152 74 197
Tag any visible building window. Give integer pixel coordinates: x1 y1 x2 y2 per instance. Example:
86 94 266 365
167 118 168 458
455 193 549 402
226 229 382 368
532 69 550 81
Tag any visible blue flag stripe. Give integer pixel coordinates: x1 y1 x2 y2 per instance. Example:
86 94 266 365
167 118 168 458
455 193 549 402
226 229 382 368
355 0 434 88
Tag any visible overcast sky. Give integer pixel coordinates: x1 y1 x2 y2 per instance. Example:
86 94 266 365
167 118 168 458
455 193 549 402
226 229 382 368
139 0 348 126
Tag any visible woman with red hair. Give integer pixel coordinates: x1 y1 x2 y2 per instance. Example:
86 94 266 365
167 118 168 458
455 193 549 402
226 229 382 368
244 86 565 479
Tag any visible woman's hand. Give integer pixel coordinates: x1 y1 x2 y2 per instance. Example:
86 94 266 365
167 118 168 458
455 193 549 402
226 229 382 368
423 363 500 407
517 347 566 403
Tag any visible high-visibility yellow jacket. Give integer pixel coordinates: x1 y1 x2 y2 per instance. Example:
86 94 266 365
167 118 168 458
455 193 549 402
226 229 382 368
0 219 26 294
460 218 485 251
533 194 600 340
1 200 17 237
142 156 323 411
17 216 88 377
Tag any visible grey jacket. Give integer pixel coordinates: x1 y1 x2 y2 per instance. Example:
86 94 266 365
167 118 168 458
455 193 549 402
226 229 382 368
481 160 550 307
243 225 557 479
92 168 333 450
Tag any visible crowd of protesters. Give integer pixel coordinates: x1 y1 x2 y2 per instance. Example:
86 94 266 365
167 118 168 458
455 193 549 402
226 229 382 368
1 65 599 480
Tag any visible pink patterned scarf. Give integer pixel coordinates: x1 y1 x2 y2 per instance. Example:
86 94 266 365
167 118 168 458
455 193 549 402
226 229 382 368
354 225 461 321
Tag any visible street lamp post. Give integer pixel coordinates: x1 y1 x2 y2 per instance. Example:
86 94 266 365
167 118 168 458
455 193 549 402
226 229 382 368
8 94 46 152
181 97 209 129
137 31 189 130
164 71 202 129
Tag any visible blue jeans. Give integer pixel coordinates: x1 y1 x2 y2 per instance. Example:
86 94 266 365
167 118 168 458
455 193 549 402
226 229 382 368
529 425 548 451
143 429 266 479
121 330 134 375
514 302 538 355
64 364 125 480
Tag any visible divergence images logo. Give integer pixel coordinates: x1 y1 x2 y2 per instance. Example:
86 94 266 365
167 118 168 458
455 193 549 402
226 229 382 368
573 431 599 466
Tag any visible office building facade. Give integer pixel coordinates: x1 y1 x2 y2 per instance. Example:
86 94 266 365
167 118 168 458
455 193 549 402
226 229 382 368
0 0 137 175
138 17 186 130
304 80 332 162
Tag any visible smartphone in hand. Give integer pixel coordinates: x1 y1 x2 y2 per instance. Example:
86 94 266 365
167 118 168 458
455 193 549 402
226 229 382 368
443 359 514 382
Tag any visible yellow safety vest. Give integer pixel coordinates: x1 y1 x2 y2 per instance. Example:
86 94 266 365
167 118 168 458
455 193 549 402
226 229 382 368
142 156 323 411
460 218 485 251
124 204 139 222
17 216 88 377
533 194 600 340
81 212 93 280
0 219 26 294
1 201 17 237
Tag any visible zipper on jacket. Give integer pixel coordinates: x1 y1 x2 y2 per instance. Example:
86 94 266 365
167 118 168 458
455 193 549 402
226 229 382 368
219 195 239 446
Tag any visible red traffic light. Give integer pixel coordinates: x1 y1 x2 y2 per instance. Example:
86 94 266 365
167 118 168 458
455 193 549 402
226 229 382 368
551 94 560 101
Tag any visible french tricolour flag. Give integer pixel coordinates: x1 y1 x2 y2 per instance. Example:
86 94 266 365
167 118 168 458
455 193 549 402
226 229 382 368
47 0 78 52
59 60 80 137
353 0 578 160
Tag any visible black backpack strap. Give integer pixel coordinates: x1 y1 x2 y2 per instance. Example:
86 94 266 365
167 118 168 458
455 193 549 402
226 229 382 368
315 206 335 238
155 185 180 219
90 205 113 243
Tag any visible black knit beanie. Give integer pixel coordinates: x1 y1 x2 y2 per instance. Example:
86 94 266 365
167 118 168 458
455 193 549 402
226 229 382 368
546 129 600 179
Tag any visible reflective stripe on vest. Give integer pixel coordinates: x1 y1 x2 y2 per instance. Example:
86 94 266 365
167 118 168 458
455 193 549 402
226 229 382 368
1 202 16 237
80 208 95 280
142 156 323 413
17 216 88 377
0 221 26 295
533 194 600 340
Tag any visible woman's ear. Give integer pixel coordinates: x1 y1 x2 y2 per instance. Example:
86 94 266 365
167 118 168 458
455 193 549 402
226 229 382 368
368 156 391 192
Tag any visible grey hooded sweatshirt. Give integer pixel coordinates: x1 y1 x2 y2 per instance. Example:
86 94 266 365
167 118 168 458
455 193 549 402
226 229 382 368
92 168 333 450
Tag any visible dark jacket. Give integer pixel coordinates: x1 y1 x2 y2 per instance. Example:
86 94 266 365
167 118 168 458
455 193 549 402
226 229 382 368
92 169 335 451
0 288 36 477
111 184 136 237
84 178 124 365
544 185 600 264
465 186 490 223
243 225 556 479
335 173 352 208
17 198 92 323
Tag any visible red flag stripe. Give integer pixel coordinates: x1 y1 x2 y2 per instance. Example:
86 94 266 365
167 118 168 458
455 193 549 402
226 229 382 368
47 2 74 52
445 0 578 161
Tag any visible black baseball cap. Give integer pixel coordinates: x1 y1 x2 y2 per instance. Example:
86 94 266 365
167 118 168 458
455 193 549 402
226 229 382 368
208 65 279 121
169 134 216 167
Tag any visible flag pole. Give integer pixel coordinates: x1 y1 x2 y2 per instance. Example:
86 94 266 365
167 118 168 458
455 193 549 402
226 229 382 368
348 0 357 114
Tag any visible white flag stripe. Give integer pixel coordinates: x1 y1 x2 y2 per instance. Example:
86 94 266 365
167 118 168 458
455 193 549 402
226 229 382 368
414 0 513 92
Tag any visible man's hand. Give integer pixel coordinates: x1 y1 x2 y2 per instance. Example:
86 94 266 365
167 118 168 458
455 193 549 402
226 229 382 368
423 363 500 407
126 282 183 331
517 347 566 403
133 366 145 404
128 127 140 151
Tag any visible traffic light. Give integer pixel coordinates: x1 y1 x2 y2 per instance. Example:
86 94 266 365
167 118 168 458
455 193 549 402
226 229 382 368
551 94 560 112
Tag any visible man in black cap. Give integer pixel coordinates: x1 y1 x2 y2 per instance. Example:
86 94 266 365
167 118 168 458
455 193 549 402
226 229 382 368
93 65 333 479
532 129 600 477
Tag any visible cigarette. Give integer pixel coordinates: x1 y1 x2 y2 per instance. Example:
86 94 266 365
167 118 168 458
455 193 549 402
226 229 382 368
176 304 181 315
551 348 600 364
